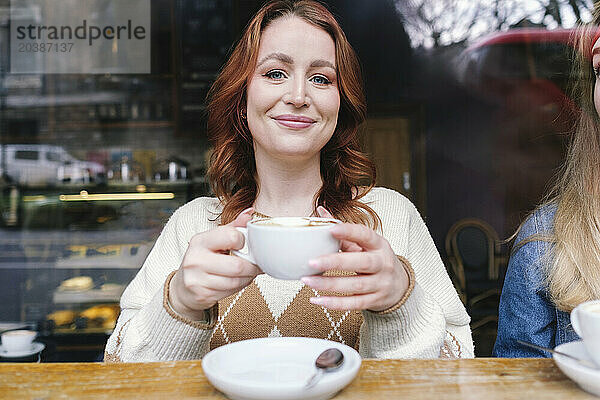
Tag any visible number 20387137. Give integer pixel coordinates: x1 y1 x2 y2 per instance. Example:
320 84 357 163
18 42 74 52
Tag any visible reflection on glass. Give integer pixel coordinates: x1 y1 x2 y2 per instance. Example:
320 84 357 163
107 156 145 183
153 157 190 182
0 144 105 185
0 0 590 360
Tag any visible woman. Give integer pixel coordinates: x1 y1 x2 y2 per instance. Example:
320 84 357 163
105 0 472 362
494 16 600 357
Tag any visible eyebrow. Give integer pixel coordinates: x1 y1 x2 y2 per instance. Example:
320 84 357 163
257 52 336 70
593 47 600 57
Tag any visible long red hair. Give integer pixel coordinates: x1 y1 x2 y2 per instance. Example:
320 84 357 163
207 0 380 230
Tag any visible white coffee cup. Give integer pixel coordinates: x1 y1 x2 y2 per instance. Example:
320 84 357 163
233 217 341 280
571 300 600 367
1 330 36 353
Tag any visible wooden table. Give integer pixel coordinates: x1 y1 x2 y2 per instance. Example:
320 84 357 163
0 358 596 399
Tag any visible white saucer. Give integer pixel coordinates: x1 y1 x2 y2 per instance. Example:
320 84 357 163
0 342 45 358
202 337 361 400
553 341 600 396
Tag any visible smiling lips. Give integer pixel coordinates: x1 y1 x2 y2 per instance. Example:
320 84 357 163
273 114 316 129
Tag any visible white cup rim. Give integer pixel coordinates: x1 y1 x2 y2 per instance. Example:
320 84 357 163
249 216 341 229
1 329 36 336
576 300 600 318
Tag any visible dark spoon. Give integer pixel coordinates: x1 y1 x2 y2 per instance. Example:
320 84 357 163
517 340 598 369
305 348 344 388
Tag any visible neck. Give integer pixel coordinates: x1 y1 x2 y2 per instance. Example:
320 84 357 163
253 151 322 217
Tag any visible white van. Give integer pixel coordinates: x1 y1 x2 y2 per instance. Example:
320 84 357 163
0 145 105 185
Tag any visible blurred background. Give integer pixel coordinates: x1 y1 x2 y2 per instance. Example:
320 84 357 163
0 0 595 360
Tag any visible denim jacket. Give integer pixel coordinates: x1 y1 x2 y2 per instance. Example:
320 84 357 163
493 205 579 357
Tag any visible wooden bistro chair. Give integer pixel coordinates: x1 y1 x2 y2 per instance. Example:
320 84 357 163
445 218 506 332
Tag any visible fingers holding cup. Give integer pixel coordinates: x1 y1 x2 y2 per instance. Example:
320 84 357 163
316 206 363 252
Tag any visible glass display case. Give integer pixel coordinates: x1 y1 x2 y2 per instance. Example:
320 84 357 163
0 184 189 360
0 172 210 360
0 0 231 360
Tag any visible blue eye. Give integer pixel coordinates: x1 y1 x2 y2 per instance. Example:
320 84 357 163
264 70 285 80
311 75 331 85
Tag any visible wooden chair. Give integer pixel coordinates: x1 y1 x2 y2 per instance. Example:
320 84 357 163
445 218 506 331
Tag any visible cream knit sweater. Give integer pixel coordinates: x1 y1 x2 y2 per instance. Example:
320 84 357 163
105 187 473 362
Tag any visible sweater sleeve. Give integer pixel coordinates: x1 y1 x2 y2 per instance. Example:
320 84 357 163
104 199 217 362
358 188 474 358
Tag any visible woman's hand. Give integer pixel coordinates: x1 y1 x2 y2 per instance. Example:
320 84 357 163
169 207 262 320
300 206 409 312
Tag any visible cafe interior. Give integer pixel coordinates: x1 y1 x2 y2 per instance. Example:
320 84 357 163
0 0 598 398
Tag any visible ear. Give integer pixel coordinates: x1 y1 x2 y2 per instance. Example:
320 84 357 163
237 99 252 141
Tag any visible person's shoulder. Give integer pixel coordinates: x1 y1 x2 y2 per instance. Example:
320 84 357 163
508 204 556 286
170 196 222 227
517 203 556 243
361 186 418 216
361 186 412 205
510 203 556 274
174 196 220 214
359 187 423 234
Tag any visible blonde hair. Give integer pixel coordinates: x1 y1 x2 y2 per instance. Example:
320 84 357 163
522 12 600 312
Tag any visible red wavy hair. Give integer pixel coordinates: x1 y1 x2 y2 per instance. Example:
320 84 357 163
207 0 380 230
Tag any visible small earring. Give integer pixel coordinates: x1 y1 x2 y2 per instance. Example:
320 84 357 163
240 109 247 119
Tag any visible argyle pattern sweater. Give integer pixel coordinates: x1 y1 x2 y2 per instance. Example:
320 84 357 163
105 187 473 362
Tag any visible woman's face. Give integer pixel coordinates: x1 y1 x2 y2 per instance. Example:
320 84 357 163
246 16 340 161
592 37 600 116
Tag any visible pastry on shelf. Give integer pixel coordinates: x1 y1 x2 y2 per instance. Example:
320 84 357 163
101 318 117 329
80 304 120 329
46 309 77 327
100 283 124 293
58 276 94 292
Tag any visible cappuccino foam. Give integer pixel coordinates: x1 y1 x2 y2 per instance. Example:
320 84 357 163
254 217 335 227
3 330 35 337
581 303 600 314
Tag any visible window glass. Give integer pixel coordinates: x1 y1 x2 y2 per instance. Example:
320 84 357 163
15 150 39 160
46 152 60 162
0 0 594 360
531 41 573 93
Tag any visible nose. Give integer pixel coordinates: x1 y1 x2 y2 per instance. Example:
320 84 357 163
283 77 310 108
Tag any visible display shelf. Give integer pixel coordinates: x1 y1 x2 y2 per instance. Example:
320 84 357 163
53 288 124 304
52 327 114 336
54 243 151 269
0 322 32 332
0 261 147 270
58 121 175 130
0 230 157 270
105 180 192 188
